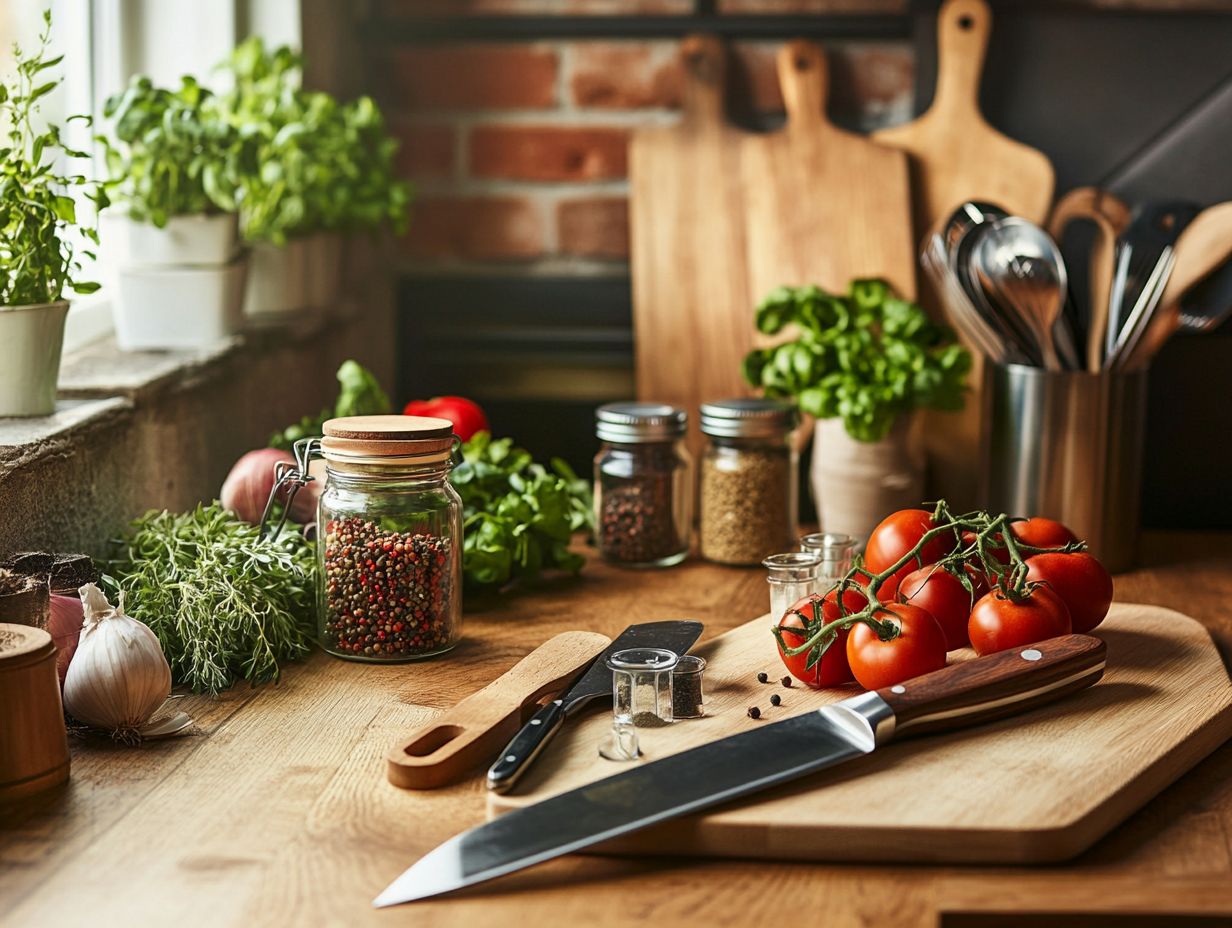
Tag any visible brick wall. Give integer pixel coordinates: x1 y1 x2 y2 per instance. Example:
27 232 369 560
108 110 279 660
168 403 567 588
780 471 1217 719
365 2 915 272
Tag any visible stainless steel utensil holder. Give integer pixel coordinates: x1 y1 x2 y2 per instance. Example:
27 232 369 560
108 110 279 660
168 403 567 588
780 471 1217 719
982 363 1148 573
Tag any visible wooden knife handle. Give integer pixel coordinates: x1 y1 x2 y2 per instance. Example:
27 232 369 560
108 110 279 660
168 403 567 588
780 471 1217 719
877 635 1106 739
386 631 609 790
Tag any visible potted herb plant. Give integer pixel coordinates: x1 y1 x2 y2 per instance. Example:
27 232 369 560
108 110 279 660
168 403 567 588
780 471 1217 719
742 280 971 541
220 39 410 319
99 74 246 350
0 12 106 416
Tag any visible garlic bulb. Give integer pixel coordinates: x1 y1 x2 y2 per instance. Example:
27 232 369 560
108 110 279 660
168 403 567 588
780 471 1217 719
63 583 171 733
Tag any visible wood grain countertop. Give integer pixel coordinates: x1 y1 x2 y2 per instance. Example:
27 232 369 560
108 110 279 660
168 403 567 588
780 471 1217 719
2 532 1231 927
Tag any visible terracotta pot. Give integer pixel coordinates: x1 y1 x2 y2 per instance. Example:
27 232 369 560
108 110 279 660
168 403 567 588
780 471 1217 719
810 413 926 543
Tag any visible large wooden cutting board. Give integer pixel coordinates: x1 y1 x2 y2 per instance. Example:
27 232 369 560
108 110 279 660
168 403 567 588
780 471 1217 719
489 603 1232 864
741 41 916 304
874 0 1056 508
630 35 753 461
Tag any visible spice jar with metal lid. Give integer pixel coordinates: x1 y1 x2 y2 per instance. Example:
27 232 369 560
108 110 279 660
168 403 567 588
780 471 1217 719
262 415 463 662
699 399 799 565
594 402 692 568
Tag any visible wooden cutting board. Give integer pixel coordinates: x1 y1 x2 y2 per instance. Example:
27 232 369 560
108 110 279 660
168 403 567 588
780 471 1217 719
629 35 754 460
741 40 916 304
874 0 1056 509
489 603 1232 864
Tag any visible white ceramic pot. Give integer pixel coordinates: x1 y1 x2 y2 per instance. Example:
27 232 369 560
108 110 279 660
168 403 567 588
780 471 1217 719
102 213 239 267
305 233 343 314
810 413 926 543
113 256 247 350
244 239 310 318
0 301 69 417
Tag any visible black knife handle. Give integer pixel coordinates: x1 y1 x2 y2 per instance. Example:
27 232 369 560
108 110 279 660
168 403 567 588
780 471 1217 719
877 634 1106 739
487 698 567 794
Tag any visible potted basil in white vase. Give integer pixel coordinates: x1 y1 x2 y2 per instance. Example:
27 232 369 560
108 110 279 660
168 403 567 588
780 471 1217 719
742 280 972 542
0 14 107 416
100 75 246 350
220 39 410 320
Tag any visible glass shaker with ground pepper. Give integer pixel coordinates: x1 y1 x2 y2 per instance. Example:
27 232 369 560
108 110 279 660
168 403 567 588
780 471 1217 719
311 415 463 662
699 399 799 565
594 403 691 568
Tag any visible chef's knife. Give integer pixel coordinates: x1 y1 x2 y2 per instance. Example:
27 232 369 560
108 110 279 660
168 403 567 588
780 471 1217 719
486 620 704 794
377 634 1105 906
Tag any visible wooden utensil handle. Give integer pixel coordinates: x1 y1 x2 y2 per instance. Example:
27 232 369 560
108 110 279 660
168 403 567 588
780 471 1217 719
878 635 1106 738
486 698 568 794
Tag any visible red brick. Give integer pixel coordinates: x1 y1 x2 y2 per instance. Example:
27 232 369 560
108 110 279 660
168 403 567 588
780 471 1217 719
570 41 683 109
557 197 629 259
469 126 628 181
393 124 456 179
402 196 545 260
719 0 905 10
380 45 557 111
732 41 913 118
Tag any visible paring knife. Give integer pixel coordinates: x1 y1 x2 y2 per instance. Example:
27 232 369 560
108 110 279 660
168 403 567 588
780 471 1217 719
377 634 1106 906
486 620 704 794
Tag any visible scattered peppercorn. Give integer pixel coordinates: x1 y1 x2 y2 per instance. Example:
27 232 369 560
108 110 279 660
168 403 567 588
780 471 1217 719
756 671 769 684
747 706 761 720
781 676 792 687
322 517 456 661
770 693 782 706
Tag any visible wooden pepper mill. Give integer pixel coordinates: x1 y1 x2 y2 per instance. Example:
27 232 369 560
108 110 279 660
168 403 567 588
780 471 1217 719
0 623 70 802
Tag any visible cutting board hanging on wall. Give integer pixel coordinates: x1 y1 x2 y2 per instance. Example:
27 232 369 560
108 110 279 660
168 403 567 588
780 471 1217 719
741 40 916 305
630 35 754 461
490 603 1232 865
873 0 1056 509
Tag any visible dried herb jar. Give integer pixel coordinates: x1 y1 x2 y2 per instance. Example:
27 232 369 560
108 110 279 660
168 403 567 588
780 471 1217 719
316 416 463 662
699 399 799 565
594 403 692 568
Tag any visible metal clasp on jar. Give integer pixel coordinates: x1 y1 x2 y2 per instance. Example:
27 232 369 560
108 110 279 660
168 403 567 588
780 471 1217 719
258 437 322 541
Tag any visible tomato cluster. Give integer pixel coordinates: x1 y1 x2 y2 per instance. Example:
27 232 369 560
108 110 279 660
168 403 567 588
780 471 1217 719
775 507 1114 692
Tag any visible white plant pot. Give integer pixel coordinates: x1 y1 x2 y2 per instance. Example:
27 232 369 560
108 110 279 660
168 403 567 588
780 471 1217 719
0 301 69 417
113 256 247 350
810 414 926 544
245 239 310 318
102 213 239 267
305 233 344 314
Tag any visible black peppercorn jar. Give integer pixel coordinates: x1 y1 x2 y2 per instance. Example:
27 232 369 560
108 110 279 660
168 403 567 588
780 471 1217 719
315 415 463 662
594 403 692 568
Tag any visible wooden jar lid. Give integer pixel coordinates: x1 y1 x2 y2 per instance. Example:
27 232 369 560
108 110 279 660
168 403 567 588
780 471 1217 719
321 416 456 462
0 622 54 671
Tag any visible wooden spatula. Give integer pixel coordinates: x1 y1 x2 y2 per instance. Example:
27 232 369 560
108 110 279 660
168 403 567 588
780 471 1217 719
741 40 915 302
386 630 610 789
630 35 753 461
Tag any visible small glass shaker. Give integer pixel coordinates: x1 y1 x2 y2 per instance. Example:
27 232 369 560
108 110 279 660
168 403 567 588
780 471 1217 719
800 532 857 591
671 655 707 719
763 551 822 620
608 647 678 727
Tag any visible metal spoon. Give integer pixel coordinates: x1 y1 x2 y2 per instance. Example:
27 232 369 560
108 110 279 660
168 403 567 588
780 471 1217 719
970 217 1070 371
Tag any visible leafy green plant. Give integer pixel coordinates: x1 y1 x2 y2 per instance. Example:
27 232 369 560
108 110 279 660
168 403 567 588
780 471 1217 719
99 75 241 225
742 280 971 443
105 503 315 695
453 432 594 589
0 10 106 306
219 37 411 244
269 359 392 450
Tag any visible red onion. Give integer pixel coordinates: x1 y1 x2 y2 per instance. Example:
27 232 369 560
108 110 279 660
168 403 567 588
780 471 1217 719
221 448 318 525
49 592 83 685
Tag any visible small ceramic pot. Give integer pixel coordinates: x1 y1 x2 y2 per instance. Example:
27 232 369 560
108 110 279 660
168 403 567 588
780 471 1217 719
0 300 69 417
102 213 239 267
305 232 344 315
244 239 310 318
113 255 247 350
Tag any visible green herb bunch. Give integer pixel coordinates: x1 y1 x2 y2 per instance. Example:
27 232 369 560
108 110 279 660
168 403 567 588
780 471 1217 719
453 433 595 589
269 359 391 450
0 10 107 306
105 503 316 695
742 279 971 443
219 37 411 244
99 74 241 225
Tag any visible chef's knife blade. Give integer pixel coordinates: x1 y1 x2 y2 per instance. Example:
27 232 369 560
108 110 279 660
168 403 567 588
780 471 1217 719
378 634 1105 907
486 620 704 794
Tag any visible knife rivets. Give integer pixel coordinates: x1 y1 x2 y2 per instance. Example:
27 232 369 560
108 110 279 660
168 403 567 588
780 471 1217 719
1021 649 1043 661
505 755 517 763
554 700 563 706
890 685 906 694
530 719 542 725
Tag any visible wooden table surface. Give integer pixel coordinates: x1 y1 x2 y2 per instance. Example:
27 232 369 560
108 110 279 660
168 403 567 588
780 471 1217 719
3 532 1232 927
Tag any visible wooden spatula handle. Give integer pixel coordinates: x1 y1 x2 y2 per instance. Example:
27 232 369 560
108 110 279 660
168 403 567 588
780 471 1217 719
386 630 609 790
878 634 1106 739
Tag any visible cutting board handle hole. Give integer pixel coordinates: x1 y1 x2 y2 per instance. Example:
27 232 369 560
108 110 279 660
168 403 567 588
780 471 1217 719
957 14 974 29
402 725 464 758
793 55 812 71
